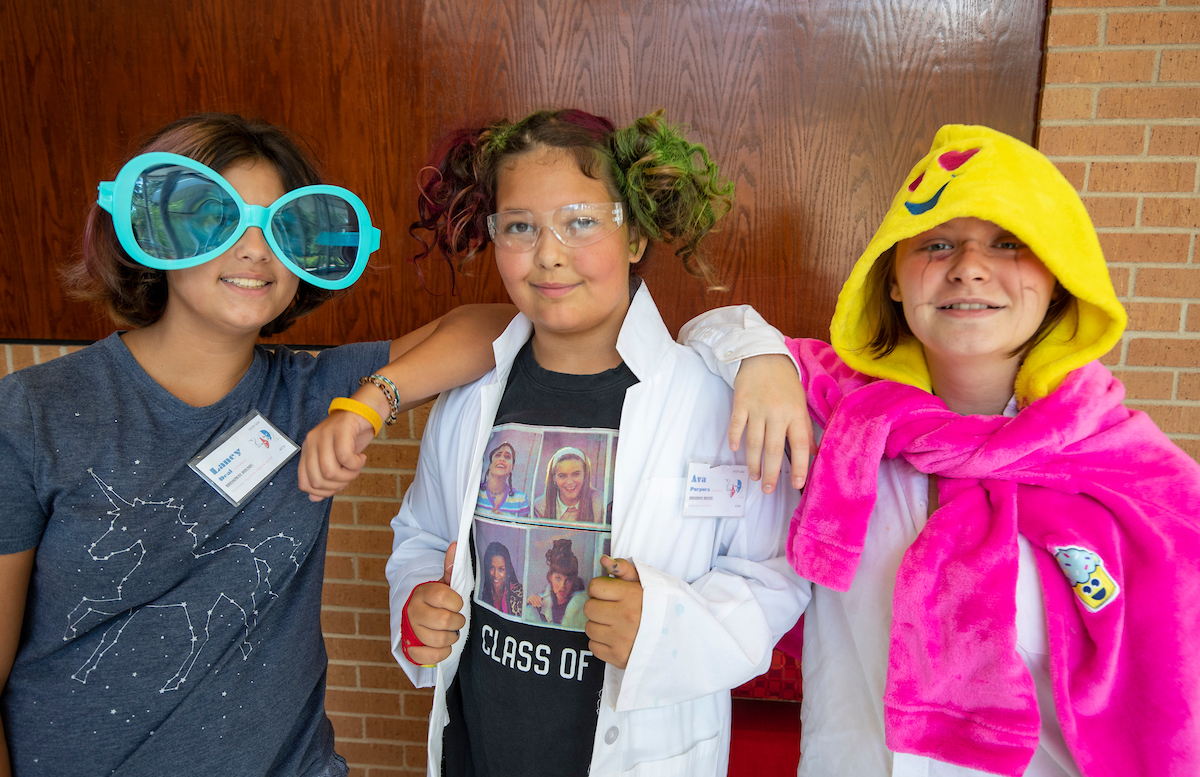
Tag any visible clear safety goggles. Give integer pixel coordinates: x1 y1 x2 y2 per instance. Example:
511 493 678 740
486 202 624 252
97 152 380 290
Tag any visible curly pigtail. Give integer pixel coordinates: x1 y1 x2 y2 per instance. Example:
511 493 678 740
410 127 497 273
610 110 733 290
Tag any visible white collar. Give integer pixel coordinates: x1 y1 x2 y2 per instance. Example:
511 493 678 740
488 279 674 382
615 279 675 382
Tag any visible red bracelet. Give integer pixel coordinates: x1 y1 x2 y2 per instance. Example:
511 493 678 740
401 583 437 668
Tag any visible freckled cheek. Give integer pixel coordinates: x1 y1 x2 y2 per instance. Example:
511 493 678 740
913 262 945 303
1019 284 1046 303
894 257 938 310
1016 265 1057 307
280 274 300 298
494 253 531 285
576 242 632 282
571 255 604 282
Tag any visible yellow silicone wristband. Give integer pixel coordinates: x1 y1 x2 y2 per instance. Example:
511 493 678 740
329 397 383 437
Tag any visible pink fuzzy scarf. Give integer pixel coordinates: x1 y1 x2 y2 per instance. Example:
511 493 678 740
787 337 1200 777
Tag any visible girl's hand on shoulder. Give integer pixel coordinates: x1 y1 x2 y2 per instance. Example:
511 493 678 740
729 354 814 492
584 556 642 669
299 410 377 501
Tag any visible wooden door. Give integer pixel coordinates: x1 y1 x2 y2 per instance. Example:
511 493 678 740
0 0 1045 344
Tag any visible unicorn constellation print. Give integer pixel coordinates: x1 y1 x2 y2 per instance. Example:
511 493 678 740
65 470 303 693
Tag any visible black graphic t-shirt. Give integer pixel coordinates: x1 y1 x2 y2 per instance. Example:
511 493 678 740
443 339 637 777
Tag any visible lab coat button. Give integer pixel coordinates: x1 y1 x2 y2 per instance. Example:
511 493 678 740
604 726 619 744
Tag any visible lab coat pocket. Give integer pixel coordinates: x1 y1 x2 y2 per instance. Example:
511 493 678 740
624 731 720 777
615 694 724 776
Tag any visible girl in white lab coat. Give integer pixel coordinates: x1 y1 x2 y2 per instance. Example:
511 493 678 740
382 108 809 777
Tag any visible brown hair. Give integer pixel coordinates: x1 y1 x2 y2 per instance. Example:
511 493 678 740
545 538 583 587
864 243 1076 359
63 113 337 336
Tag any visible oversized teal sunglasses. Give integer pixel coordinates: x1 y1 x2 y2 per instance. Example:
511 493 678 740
97 152 380 290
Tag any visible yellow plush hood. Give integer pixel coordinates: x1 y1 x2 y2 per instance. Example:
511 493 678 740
830 124 1126 404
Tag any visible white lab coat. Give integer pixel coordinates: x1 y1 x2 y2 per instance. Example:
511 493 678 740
385 282 811 777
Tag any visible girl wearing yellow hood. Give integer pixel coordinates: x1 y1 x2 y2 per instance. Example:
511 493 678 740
683 125 1200 777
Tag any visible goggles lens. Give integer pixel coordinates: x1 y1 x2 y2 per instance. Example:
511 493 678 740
130 165 241 262
271 193 360 283
100 152 380 290
487 202 624 251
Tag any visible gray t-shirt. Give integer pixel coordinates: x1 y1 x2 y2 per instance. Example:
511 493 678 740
0 333 389 777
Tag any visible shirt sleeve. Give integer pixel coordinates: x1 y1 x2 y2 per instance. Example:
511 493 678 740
677 305 798 388
306 340 393 402
0 375 49 554
384 393 461 688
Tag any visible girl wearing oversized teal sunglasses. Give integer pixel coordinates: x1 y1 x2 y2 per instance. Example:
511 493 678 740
97 151 379 290
0 113 512 777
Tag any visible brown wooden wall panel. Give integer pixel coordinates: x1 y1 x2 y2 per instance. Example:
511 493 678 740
0 0 1044 345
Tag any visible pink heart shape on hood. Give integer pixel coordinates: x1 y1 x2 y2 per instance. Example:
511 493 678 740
938 148 979 170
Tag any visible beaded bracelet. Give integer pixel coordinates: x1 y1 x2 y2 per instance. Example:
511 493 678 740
328 397 383 437
359 374 401 426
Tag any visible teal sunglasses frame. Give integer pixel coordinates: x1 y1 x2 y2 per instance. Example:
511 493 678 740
96 152 381 290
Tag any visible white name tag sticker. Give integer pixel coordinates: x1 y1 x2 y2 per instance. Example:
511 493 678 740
189 410 299 507
682 461 749 518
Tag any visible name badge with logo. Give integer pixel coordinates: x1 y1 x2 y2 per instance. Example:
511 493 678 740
682 461 749 518
189 410 299 507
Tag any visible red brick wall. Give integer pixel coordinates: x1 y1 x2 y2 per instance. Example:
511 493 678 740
323 403 435 776
1039 0 1200 459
